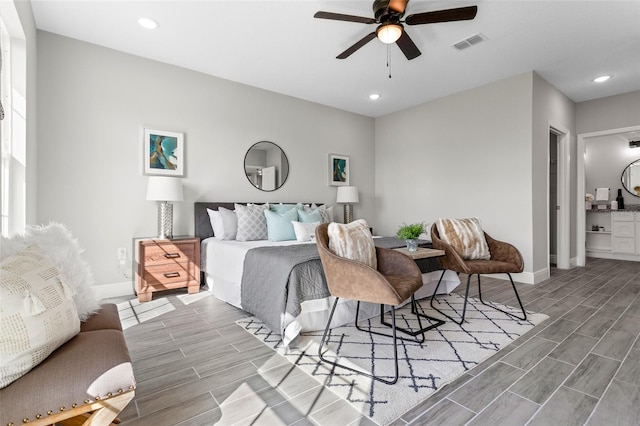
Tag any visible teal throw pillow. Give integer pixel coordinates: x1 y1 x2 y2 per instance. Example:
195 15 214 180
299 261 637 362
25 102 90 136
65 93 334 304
297 208 322 223
264 208 298 241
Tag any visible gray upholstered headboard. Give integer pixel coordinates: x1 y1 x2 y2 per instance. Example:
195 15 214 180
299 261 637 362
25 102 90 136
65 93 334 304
194 202 324 241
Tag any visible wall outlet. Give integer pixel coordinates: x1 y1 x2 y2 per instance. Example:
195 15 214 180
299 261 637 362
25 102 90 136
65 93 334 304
117 247 127 263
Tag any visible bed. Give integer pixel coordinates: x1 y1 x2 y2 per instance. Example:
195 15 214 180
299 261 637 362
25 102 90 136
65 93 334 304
194 202 460 349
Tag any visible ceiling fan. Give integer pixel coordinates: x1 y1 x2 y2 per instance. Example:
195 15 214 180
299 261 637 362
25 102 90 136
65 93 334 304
314 0 478 60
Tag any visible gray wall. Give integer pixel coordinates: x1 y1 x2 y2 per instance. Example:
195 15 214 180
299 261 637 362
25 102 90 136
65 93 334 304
577 91 640 135
532 72 576 272
37 31 375 286
375 72 538 282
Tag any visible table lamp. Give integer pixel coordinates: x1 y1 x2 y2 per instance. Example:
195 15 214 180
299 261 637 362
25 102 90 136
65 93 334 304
146 176 183 239
336 186 359 223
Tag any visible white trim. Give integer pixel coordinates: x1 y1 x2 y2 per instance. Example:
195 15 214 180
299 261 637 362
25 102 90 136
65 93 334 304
94 281 134 301
485 270 541 285
577 124 640 266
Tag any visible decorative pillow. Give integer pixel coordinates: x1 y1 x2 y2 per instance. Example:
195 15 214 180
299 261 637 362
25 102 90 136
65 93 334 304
207 207 237 240
305 204 333 223
269 203 300 214
0 244 81 388
435 217 491 260
264 208 298 241
1 222 99 320
298 208 322 223
328 219 377 269
235 203 268 241
292 221 320 242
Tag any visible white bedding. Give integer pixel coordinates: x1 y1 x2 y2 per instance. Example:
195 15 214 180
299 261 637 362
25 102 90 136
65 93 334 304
201 237 460 347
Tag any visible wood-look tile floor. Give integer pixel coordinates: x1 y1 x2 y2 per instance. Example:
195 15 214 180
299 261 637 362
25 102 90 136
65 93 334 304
111 257 640 425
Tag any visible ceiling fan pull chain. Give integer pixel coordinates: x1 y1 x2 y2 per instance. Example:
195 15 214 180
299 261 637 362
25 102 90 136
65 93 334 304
387 44 392 79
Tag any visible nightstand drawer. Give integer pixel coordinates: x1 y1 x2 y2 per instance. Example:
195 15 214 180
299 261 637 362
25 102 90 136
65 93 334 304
143 242 195 266
143 264 195 286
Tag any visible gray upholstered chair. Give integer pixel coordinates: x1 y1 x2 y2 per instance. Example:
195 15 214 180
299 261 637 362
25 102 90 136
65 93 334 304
315 223 442 385
430 225 527 324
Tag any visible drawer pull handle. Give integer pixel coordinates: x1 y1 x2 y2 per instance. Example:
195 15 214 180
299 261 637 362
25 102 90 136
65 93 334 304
164 253 180 259
164 272 181 278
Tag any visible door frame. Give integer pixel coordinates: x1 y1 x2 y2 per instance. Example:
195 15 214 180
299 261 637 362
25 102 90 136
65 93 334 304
577 124 640 266
549 122 570 269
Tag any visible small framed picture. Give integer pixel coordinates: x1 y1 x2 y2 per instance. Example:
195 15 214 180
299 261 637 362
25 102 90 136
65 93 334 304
329 153 349 186
144 128 184 176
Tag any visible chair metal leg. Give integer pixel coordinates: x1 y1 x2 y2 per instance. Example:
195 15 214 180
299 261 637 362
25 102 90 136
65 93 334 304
477 273 527 321
378 295 444 340
318 297 399 385
430 271 472 325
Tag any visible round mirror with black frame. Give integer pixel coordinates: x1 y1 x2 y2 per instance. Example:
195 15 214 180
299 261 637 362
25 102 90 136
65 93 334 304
621 158 640 197
244 141 289 191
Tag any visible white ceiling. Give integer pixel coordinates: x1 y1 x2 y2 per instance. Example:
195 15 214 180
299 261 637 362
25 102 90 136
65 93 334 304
31 0 640 118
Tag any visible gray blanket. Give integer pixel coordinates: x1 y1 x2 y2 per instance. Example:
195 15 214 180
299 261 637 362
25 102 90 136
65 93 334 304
241 244 328 337
240 237 441 340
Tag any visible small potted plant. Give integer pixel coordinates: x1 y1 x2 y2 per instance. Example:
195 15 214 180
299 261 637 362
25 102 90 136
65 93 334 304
396 222 426 252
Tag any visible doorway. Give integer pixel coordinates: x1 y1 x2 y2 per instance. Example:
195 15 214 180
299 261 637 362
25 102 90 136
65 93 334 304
549 123 570 270
549 132 558 265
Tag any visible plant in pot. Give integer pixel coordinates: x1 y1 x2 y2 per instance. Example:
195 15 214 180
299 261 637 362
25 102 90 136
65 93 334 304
396 222 426 252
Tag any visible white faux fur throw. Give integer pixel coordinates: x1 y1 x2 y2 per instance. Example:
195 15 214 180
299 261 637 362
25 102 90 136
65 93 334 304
1 223 100 320
328 219 377 269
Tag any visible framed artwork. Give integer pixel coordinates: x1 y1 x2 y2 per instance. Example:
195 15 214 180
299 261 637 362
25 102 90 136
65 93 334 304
144 128 184 176
329 153 350 186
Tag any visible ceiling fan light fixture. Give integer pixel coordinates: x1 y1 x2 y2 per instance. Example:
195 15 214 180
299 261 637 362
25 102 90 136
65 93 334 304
376 23 403 44
369 93 381 100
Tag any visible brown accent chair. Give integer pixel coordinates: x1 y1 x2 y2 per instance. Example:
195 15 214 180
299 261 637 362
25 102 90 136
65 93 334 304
315 223 443 385
430 225 527 324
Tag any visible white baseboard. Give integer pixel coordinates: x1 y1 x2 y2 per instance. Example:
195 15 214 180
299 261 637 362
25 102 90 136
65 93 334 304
484 270 539 285
94 281 134 300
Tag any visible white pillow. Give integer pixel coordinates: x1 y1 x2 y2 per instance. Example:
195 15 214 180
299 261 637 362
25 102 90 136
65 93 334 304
328 219 377 269
306 204 334 223
435 217 491 260
235 203 269 241
207 207 237 240
0 244 81 388
292 221 320 242
1 223 99 320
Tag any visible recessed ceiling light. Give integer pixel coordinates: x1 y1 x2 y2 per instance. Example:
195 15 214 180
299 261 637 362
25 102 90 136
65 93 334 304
138 18 158 30
593 75 611 83
369 93 381 100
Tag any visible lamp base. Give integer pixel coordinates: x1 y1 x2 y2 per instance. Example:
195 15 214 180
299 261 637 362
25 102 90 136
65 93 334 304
343 204 353 224
157 202 174 239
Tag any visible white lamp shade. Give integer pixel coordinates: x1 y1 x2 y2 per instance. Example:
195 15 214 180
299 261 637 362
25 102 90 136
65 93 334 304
146 176 184 202
336 186 359 203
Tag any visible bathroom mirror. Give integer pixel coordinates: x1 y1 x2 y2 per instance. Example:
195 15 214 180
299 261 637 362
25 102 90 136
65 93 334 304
244 141 289 191
621 158 640 197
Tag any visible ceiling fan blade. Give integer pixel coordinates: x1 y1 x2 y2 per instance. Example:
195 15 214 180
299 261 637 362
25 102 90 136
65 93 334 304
396 31 421 60
314 11 377 24
337 32 377 59
388 0 409 14
405 5 478 25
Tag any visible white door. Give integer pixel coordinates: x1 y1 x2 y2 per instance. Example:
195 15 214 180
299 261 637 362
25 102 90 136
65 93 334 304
261 166 276 191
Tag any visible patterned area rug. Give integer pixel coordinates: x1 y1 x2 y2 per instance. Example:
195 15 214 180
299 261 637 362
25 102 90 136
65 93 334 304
237 294 548 425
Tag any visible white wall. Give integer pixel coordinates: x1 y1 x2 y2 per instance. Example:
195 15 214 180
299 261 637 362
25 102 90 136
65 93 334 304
37 31 374 287
375 72 537 282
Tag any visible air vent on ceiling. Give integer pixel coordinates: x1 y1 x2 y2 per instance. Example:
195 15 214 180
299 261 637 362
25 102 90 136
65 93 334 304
453 33 487 50
630 140 640 148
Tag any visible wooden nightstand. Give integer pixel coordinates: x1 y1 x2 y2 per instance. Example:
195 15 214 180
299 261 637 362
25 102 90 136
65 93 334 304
135 237 200 302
